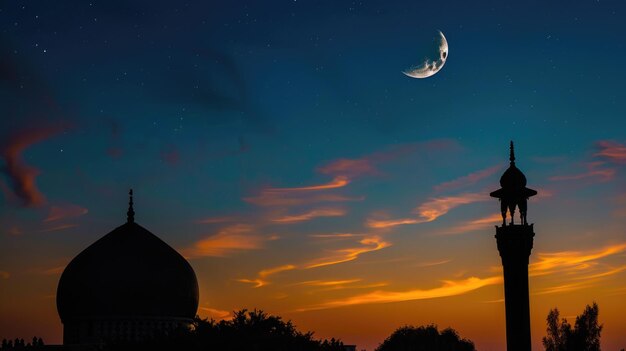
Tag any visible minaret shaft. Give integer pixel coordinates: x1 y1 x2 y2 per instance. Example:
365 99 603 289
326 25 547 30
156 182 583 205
496 224 534 351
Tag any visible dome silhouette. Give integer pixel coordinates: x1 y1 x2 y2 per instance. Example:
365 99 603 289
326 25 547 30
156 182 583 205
56 190 199 345
499 163 527 189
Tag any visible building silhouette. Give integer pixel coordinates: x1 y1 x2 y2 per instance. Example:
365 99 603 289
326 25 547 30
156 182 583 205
490 142 537 351
56 190 199 346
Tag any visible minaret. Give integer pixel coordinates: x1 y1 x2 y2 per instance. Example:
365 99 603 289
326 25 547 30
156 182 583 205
127 188 135 223
490 142 538 351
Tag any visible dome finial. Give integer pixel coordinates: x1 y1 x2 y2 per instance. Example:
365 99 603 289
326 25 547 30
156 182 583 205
510 140 515 164
127 189 135 223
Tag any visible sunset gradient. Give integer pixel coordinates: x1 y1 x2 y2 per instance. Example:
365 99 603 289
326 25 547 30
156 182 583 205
2 1 626 351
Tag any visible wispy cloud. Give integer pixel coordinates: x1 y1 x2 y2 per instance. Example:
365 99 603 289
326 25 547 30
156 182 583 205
533 281 595 296
0 126 66 207
367 193 488 228
267 176 350 192
244 192 362 207
415 259 452 268
296 276 502 311
39 224 79 233
439 213 502 235
44 204 88 222
184 224 269 258
199 307 231 320
304 236 391 269
319 140 460 179
238 264 297 288
293 279 363 287
40 266 65 275
366 217 421 229
530 243 626 276
434 165 501 193
272 208 346 223
309 233 363 239
196 216 238 224
595 140 626 164
550 161 615 182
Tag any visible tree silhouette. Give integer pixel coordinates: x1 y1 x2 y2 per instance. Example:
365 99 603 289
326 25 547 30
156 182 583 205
105 309 344 351
543 302 602 351
375 324 475 351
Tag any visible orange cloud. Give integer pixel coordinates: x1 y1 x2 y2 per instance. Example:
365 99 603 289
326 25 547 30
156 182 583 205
244 192 362 207
434 165 501 193
309 233 363 238
595 140 626 163
0 271 9 279
416 193 488 221
184 224 268 258
319 140 461 179
367 193 488 228
297 276 502 311
40 266 65 275
439 213 503 235
272 208 346 223
550 161 615 182
196 216 238 224
39 224 79 233
530 243 626 276
318 159 378 178
533 281 595 296
0 127 65 207
267 176 349 192
199 307 231 320
415 259 452 268
44 204 88 222
305 236 391 269
238 264 296 288
294 279 363 287
366 218 420 229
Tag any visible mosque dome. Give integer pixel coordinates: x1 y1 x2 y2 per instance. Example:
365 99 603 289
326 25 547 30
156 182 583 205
56 191 199 326
499 163 527 189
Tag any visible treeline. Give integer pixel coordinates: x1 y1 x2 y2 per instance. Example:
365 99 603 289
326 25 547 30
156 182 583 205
107 309 344 351
0 337 44 350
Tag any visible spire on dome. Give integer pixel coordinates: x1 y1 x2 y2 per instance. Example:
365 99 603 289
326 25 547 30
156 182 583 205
509 140 515 164
127 189 135 223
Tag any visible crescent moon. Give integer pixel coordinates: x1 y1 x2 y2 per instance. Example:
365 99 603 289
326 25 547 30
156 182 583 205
403 31 448 79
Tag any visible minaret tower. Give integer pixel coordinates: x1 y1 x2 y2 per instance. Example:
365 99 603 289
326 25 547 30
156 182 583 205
490 142 538 351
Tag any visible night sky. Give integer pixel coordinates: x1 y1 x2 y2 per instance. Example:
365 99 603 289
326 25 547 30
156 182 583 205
2 1 626 350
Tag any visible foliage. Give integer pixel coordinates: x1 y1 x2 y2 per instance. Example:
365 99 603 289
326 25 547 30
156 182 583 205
375 324 476 351
542 302 602 351
106 309 344 351
0 337 44 350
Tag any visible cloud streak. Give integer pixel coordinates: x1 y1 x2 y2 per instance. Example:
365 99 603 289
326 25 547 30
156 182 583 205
0 127 65 207
297 276 502 311
304 236 390 269
272 208 346 223
267 176 350 192
367 193 488 228
530 243 626 276
238 264 297 288
550 161 615 182
184 224 269 258
595 140 626 164
434 165 501 193
439 213 502 235
45 204 88 222
318 139 460 179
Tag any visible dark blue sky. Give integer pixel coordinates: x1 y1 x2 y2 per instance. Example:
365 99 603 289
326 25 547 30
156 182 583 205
2 1 626 350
